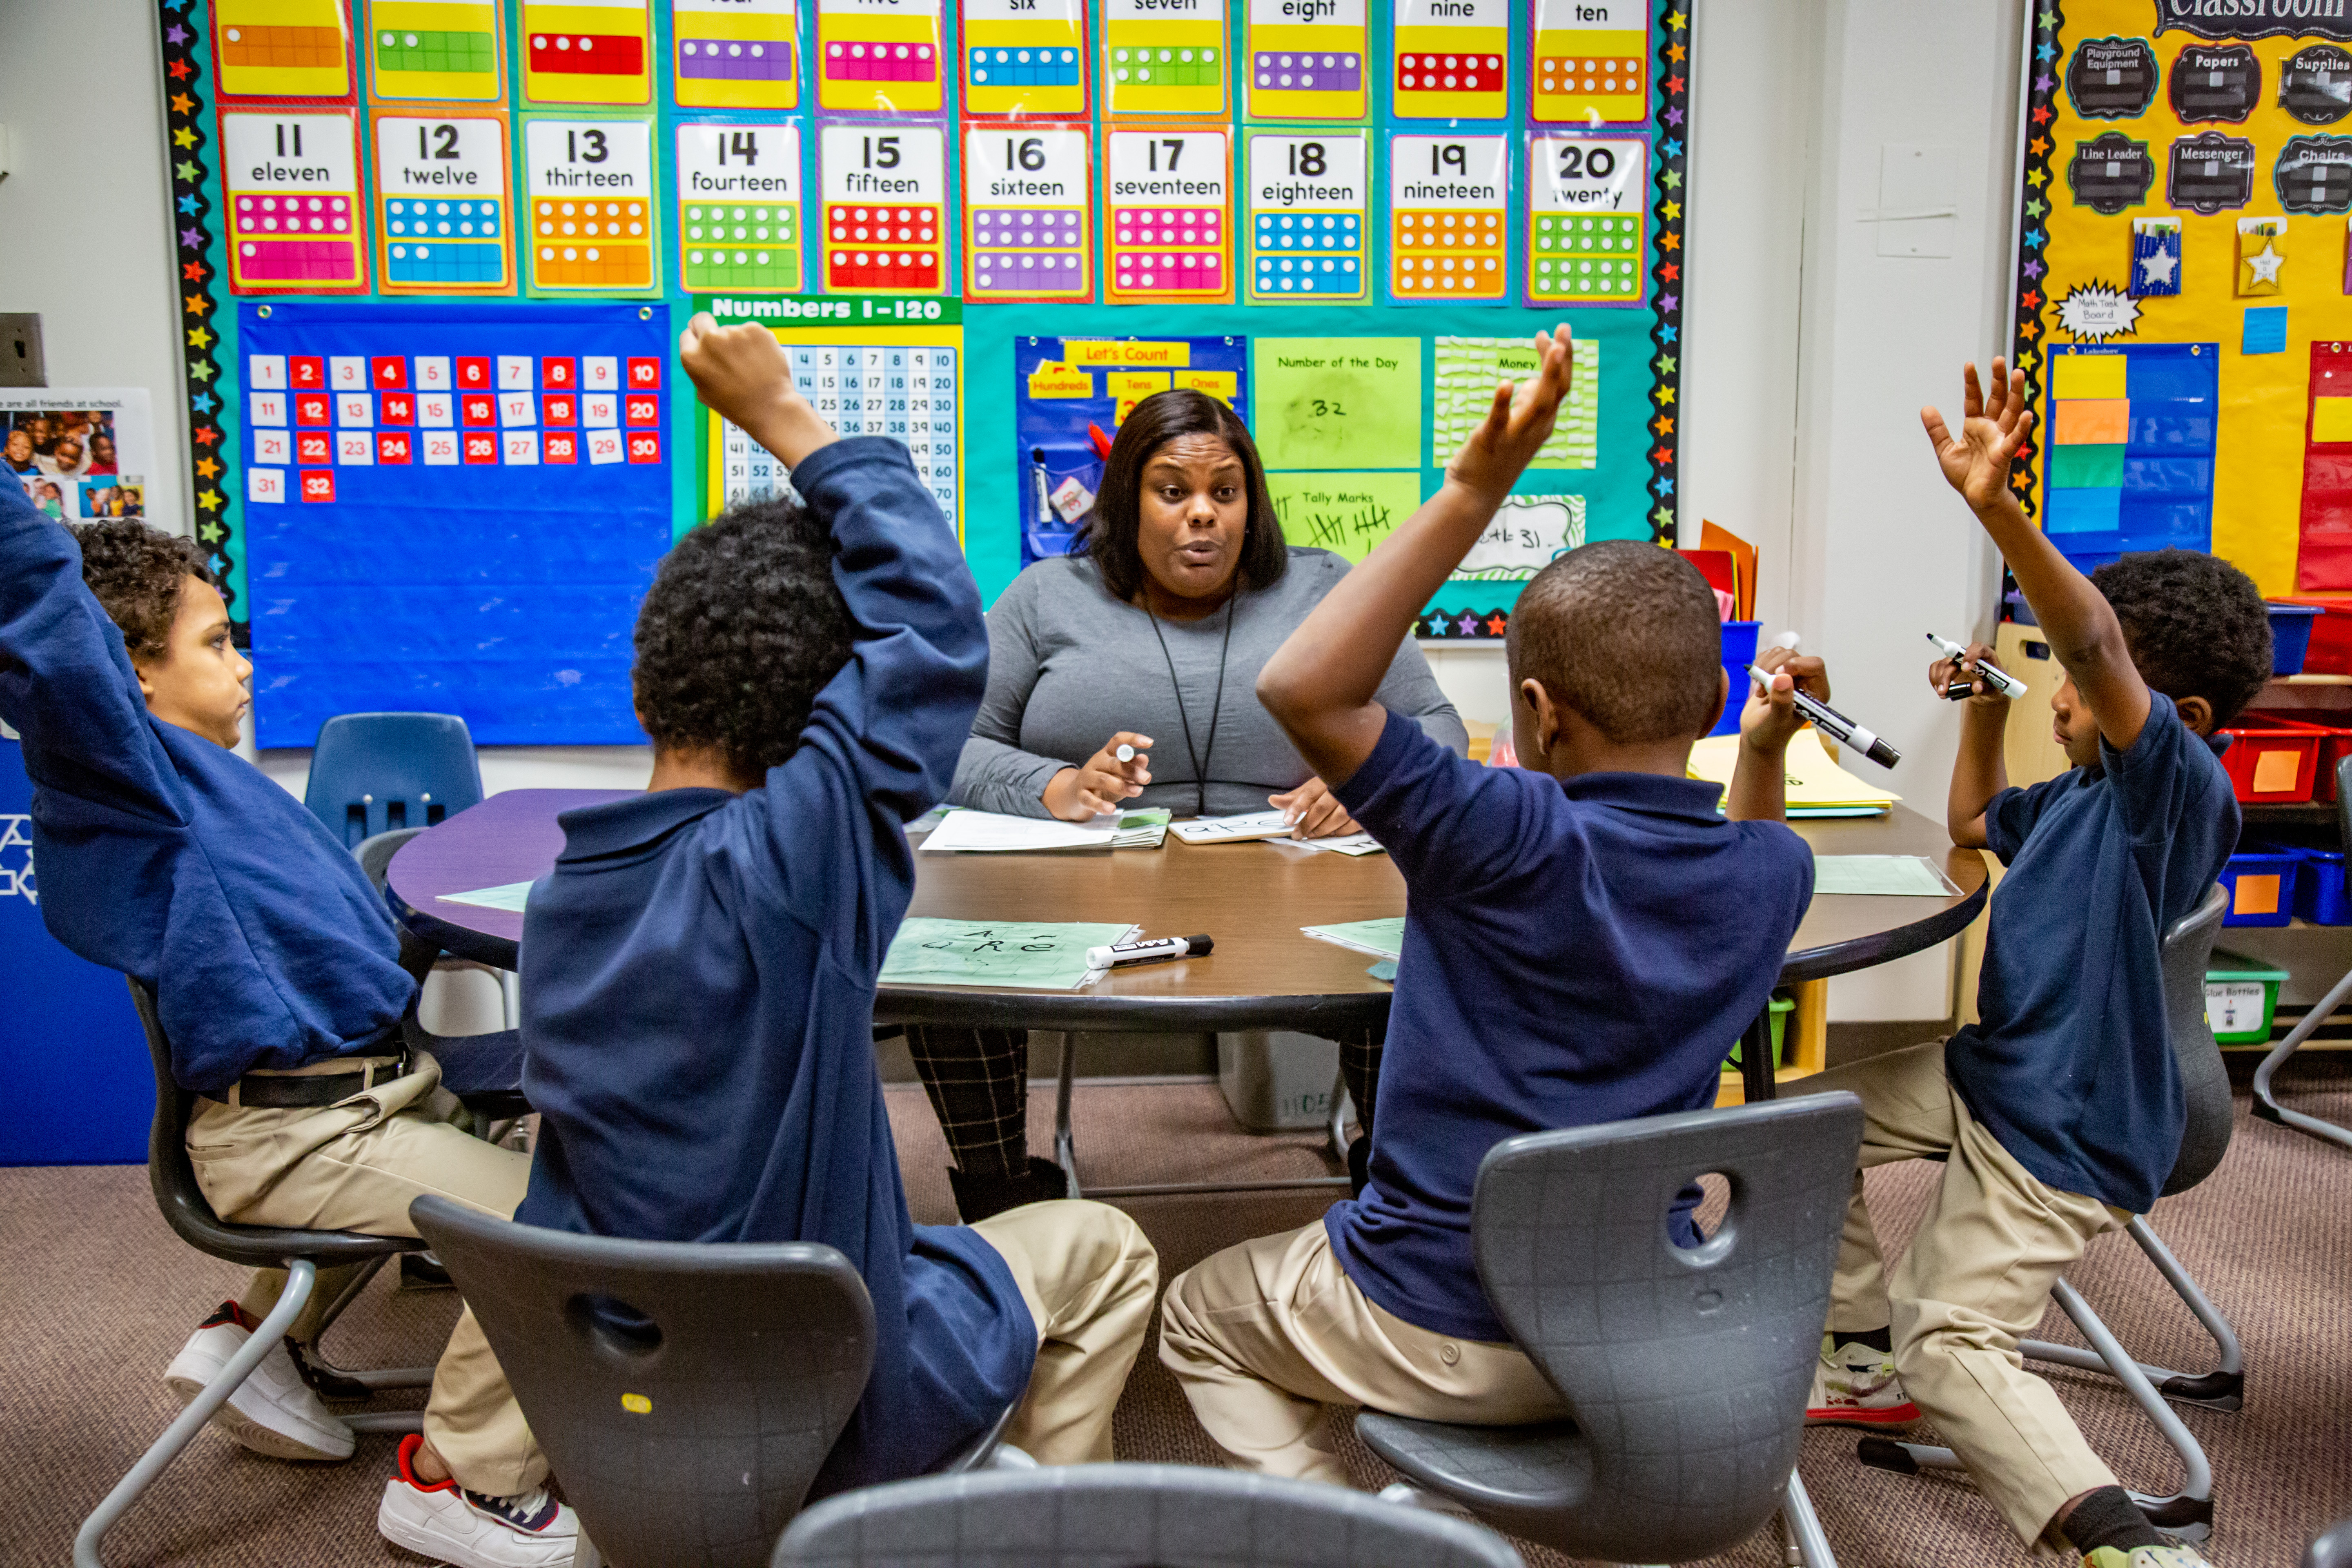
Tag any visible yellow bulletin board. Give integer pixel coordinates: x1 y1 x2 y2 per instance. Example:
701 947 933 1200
2012 1 2352 594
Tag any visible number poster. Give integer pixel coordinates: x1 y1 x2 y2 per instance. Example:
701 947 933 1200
159 0 1691 741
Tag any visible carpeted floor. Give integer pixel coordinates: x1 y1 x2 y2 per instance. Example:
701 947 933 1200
7 1058 2349 1568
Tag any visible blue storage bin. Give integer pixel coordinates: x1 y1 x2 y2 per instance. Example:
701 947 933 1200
2289 844 2352 925
2267 602 2321 675
1705 622 1766 738
2220 847 2300 927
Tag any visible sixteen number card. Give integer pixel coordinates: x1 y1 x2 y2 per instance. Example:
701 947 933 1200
213 0 357 100
817 0 947 114
1104 126 1233 303
820 122 952 292
520 0 655 104
1244 129 1369 302
1245 0 1368 121
521 116 662 293
1526 133 1645 304
962 0 1090 118
1390 0 1506 119
673 0 800 109
365 0 506 101
1530 0 1648 125
1102 0 1227 116
374 111 515 292
964 127 1093 300
220 109 371 294
677 121 804 292
1387 131 1507 301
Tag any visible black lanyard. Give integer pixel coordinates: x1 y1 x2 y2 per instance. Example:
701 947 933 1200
1145 595 1236 818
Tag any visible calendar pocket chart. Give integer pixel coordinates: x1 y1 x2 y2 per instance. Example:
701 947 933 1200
1527 134 1646 304
365 0 506 101
677 120 804 292
673 0 801 108
1390 0 1506 120
817 0 947 114
1104 125 1233 303
1101 0 1228 116
221 108 372 293
522 115 662 293
820 121 953 292
521 0 655 103
964 127 1092 300
1244 129 1369 303
214 0 359 100
1245 0 1368 121
962 0 1089 118
1387 131 1508 301
374 111 514 292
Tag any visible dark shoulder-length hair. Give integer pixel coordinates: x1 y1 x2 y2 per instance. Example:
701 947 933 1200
1072 388 1289 603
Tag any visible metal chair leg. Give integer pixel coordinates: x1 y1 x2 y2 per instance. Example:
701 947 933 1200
1326 1068 1353 1166
2021 1218 2243 1410
1052 1031 1081 1198
1782 1468 1838 1568
298 1254 438 1396
77 1260 318 1568
2253 965 2352 1152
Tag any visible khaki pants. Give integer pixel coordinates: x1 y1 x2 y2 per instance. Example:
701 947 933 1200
186 1050 544 1495
969 1199 1160 1464
1797 1040 2129 1547
1158 1220 1568 1486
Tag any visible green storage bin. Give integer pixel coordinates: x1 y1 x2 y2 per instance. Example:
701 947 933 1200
1727 992 1795 1071
2205 953 2290 1045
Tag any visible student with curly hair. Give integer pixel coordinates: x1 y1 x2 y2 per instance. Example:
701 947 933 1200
0 497 558 1568
1795 360 2270 1568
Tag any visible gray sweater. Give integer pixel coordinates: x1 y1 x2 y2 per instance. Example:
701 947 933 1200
951 549 1469 818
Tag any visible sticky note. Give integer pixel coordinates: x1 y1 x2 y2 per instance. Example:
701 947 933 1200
1391 0 1505 120
215 0 356 100
374 112 513 292
2316 396 2352 444
677 121 802 292
1530 0 1646 125
1245 0 1368 121
521 116 661 293
220 111 370 293
1252 338 1421 469
1528 134 1646 303
2052 353 2128 401
1388 133 1508 300
1245 129 1369 303
366 0 503 100
673 0 799 109
2244 305 2290 356
816 0 945 114
521 1 655 103
1104 127 1233 304
1267 471 1424 562
964 0 1089 118
2252 751 2301 794
2234 873 2281 914
964 127 1093 300
1102 0 1227 115
2055 398 2131 444
819 121 951 293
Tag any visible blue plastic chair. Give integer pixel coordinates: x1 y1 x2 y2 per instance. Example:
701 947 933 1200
304 713 483 847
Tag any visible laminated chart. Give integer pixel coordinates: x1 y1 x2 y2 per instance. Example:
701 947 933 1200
521 116 661 293
213 0 357 100
365 0 506 100
964 127 1093 300
1390 0 1506 120
1104 127 1234 303
2043 345 2216 560
520 0 655 104
1102 0 1227 115
1387 132 1507 300
220 109 371 294
1245 0 1368 121
711 335 961 527
1529 0 1647 126
817 0 946 114
373 111 514 292
1432 334 1597 466
819 122 952 292
677 121 802 292
962 0 1089 118
1243 129 1369 302
673 0 800 109
1526 134 1646 304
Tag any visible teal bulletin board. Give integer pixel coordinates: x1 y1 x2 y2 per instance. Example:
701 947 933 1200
157 0 1691 742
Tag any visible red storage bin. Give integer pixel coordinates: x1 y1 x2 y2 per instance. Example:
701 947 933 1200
2218 715 2326 803
2245 710 2352 803
2271 597 2352 675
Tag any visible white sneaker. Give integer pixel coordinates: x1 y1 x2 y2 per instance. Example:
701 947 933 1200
1805 1333 1920 1428
379 1433 581 1568
164 1301 356 1461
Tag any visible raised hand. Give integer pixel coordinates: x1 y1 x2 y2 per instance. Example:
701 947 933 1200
678 312 835 468
1921 358 2036 514
1445 324 1575 505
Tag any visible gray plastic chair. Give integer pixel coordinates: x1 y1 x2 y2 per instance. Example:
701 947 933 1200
2254 755 2352 1152
1860 882 2235 1542
771 1463 1525 1568
410 1195 1016 1568
1352 1093 1866 1568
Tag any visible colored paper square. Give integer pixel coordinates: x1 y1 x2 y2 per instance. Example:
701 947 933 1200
2315 397 2352 443
2235 871 2281 912
463 430 500 463
2053 354 2129 400
627 429 662 463
2244 307 2289 355
624 393 659 426
292 356 327 388
1252 339 1423 470
2056 399 2131 444
542 392 576 425
298 469 336 503
456 356 491 388
377 431 412 463
296 431 334 463
545 429 578 463
370 355 407 388
2050 444 2125 488
542 356 575 387
461 394 497 425
2046 487 2123 535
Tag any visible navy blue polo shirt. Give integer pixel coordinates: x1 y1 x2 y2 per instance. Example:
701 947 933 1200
1328 712 1815 1342
1956 692 2236 1213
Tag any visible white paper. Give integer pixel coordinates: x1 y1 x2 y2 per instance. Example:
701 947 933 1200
1291 831 1387 856
438 880 535 912
1170 810 1296 844
920 807 1117 853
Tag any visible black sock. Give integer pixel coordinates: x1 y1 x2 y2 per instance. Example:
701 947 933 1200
1831 1326 1893 1354
2062 1487 2164 1557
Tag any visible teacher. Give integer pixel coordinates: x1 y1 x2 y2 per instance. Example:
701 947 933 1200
908 388 1468 1221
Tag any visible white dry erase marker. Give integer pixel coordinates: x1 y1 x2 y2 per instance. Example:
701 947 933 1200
1114 744 1137 762
1087 933 1213 969
1927 633 2028 700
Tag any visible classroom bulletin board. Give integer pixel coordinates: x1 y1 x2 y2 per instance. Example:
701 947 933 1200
155 0 1695 745
2012 0 2352 597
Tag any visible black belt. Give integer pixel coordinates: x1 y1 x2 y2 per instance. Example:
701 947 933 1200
231 1050 412 1109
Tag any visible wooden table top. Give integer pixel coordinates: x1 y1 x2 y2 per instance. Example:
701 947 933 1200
389 790 1987 1033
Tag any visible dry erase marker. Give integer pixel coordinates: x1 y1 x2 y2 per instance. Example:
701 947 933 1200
1927 633 2027 701
1087 933 1213 969
1747 664 1902 769
1115 744 1137 762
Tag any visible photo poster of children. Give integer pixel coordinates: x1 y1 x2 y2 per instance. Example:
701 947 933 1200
0 390 153 523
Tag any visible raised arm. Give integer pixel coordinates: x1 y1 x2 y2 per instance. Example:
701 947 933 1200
1257 326 1575 785
1923 359 2150 752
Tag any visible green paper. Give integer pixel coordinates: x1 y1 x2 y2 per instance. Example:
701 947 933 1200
1267 471 1427 562
1811 855 1954 897
1301 916 1408 960
1252 338 1423 470
1434 336 1599 469
880 918 1137 989
438 881 535 912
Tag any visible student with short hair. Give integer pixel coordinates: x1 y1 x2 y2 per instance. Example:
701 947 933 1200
1157 328 1819 1479
0 488 561 1568
1798 361 2268 1568
379 315 1160 1521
